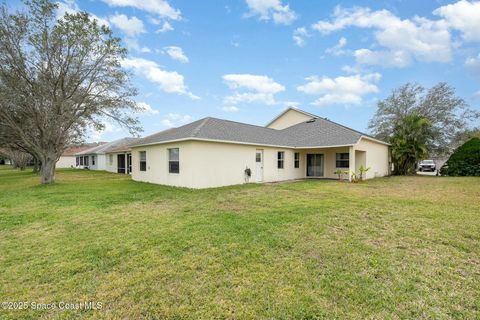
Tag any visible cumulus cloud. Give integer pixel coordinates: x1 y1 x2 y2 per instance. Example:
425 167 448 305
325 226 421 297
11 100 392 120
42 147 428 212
101 0 181 20
244 0 297 25
325 37 348 56
222 106 240 112
109 14 145 37
312 6 452 67
161 113 193 128
164 46 189 63
297 73 381 107
354 49 411 68
88 121 120 140
465 53 480 74
56 0 109 26
137 102 159 115
222 74 285 106
156 21 174 33
292 27 309 47
122 58 199 99
434 0 480 42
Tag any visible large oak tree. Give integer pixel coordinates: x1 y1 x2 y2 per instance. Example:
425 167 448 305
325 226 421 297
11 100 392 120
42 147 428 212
0 0 140 184
368 83 479 157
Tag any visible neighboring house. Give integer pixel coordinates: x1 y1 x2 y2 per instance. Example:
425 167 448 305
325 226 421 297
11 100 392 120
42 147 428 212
57 144 104 168
104 138 140 174
75 138 136 170
129 108 391 189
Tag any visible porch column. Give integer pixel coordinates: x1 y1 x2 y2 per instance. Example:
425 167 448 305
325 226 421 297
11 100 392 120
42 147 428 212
349 146 356 181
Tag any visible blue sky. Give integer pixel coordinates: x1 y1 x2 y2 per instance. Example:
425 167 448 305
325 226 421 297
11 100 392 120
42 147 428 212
14 0 480 140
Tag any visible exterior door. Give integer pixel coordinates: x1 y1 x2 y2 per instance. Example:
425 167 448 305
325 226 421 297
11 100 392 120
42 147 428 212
306 154 324 177
127 153 132 174
255 149 264 182
117 154 126 174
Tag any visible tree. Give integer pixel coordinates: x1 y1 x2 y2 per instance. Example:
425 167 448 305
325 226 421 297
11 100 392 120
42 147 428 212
0 148 33 170
391 114 432 175
440 138 480 176
0 0 140 184
369 83 479 157
451 128 480 149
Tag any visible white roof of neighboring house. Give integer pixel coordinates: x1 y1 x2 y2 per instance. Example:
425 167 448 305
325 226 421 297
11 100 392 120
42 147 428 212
75 137 138 155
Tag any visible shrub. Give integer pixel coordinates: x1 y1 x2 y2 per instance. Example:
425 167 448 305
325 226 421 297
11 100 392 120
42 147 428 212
440 137 480 176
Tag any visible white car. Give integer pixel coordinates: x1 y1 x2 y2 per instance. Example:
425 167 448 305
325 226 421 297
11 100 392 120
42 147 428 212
418 160 436 172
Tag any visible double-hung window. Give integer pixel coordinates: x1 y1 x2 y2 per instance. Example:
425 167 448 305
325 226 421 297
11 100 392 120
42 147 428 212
92 156 95 165
139 151 147 171
277 151 284 169
168 148 179 173
336 153 349 168
294 152 300 168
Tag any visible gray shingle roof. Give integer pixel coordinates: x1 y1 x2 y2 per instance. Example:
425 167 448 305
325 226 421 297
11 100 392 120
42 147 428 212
131 112 385 148
76 137 138 155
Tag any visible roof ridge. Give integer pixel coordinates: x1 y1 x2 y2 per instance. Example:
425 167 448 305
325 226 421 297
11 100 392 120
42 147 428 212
208 117 281 132
191 117 211 137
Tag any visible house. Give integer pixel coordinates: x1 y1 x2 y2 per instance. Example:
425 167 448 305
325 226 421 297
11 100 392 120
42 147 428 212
75 138 136 170
57 144 104 168
128 108 391 189
104 138 141 174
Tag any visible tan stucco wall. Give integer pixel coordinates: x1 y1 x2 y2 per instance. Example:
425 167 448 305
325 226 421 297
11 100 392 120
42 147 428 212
355 138 390 179
56 156 76 168
105 153 118 173
131 141 197 188
267 109 314 130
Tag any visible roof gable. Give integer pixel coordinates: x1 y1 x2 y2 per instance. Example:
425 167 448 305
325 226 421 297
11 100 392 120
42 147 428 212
266 107 316 130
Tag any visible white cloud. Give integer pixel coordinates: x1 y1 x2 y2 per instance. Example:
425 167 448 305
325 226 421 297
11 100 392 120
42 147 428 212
222 106 240 112
101 0 181 20
244 0 297 25
109 14 145 37
325 37 348 56
293 27 309 47
156 21 174 33
283 101 300 108
56 0 109 26
137 102 159 115
312 6 452 67
122 58 199 99
473 90 480 99
164 46 189 63
161 113 193 128
297 73 381 107
465 53 480 74
88 121 120 140
354 49 411 68
434 0 480 42
222 74 285 106
124 38 151 53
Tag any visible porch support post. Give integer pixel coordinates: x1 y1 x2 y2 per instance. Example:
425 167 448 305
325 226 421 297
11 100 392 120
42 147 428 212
349 146 356 182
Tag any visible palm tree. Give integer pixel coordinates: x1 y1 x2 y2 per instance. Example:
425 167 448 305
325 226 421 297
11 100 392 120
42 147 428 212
391 113 432 175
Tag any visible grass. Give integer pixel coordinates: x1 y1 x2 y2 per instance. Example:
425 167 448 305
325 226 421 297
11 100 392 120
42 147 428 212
0 166 479 319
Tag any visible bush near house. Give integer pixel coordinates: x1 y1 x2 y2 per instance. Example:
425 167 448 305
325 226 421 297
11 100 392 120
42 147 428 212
441 137 480 176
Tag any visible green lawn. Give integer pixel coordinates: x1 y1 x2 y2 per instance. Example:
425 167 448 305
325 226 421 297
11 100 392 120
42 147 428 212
0 166 479 319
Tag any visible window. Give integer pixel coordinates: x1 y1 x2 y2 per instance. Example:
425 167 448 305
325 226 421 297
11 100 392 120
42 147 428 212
294 152 300 168
76 157 79 166
336 153 349 168
84 156 89 166
168 148 179 173
109 154 113 165
277 151 284 169
139 151 147 171
256 152 261 162
92 155 95 165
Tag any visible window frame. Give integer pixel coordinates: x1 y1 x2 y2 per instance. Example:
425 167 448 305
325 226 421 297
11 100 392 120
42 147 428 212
294 152 300 168
139 151 147 172
335 153 350 168
92 155 95 165
168 148 180 174
277 151 284 169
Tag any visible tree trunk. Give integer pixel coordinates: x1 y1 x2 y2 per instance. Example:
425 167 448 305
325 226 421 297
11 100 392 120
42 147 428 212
40 157 56 184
